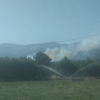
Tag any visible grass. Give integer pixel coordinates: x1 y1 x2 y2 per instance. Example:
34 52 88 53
0 79 100 100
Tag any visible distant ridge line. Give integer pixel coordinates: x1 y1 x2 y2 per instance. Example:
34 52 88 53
0 33 100 48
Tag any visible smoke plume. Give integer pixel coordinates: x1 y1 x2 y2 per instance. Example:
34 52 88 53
45 36 100 61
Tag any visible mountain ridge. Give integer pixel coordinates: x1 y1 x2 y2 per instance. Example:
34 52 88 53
0 42 100 60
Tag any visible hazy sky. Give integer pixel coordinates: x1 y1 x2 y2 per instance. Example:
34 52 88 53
0 0 100 44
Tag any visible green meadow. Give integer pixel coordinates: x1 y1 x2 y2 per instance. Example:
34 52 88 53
0 79 100 100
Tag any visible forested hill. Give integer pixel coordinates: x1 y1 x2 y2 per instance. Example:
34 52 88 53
0 52 100 82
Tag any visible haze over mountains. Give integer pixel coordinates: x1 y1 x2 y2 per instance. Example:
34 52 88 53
0 42 66 57
0 41 100 61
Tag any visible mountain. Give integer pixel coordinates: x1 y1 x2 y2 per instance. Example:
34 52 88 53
0 42 68 58
0 42 100 60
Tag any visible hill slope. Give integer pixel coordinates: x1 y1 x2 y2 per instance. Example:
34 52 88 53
0 42 100 60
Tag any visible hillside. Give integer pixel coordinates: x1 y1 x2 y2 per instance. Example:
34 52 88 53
0 42 66 58
0 42 100 60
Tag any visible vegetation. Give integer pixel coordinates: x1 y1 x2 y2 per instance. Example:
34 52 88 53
0 52 100 81
0 80 100 100
35 52 51 65
0 52 100 99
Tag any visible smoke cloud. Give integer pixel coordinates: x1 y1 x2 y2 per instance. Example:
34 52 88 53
45 36 100 61
27 53 36 60
27 54 34 59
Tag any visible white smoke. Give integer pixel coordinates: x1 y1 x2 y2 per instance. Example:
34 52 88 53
27 54 34 59
45 35 100 61
45 48 73 61
27 53 37 60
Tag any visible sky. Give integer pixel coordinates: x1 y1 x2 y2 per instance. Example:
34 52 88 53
0 0 100 44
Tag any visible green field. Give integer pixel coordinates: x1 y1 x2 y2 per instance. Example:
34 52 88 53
0 79 100 100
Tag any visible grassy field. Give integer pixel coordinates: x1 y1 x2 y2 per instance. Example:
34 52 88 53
0 79 100 100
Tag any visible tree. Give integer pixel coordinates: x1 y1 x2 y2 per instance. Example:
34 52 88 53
58 56 78 76
35 52 51 66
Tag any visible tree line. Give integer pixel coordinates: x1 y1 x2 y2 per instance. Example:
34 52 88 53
0 52 100 81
